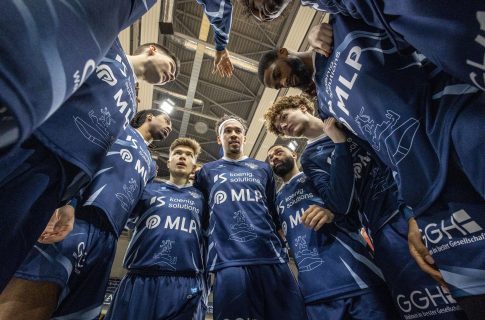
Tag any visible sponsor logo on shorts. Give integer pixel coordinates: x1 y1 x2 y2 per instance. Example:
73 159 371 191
423 209 483 246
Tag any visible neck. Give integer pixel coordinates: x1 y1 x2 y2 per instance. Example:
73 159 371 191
295 50 315 74
136 126 153 144
127 55 146 80
281 166 301 183
224 152 244 161
169 174 189 186
303 116 325 139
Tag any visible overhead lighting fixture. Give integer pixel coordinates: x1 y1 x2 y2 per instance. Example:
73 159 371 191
288 140 298 151
157 99 175 114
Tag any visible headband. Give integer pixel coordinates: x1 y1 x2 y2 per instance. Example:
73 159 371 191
217 118 245 137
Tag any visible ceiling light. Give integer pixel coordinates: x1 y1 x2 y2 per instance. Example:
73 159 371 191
288 140 298 151
158 99 175 114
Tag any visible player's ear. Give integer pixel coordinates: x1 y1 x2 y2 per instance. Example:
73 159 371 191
216 135 222 145
166 158 170 169
278 48 289 58
148 45 157 56
299 104 307 113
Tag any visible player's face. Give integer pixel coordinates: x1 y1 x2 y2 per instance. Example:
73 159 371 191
149 113 172 140
168 146 196 177
217 120 246 156
268 146 295 176
145 50 177 85
240 0 291 21
263 55 312 90
274 107 308 137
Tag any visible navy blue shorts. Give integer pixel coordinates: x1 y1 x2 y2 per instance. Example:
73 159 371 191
0 137 79 292
213 264 306 320
106 272 203 320
15 207 117 320
415 162 485 299
374 214 467 319
306 289 398 320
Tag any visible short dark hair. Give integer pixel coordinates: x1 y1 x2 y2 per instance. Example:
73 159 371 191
258 50 279 84
268 144 293 154
215 114 248 134
130 109 168 128
134 43 181 78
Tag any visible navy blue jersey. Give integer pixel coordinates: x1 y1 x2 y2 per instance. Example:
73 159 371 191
34 39 137 181
79 126 155 236
276 172 386 303
195 157 287 271
0 0 155 150
301 135 399 237
124 181 206 273
313 14 480 215
197 0 232 51
300 0 485 89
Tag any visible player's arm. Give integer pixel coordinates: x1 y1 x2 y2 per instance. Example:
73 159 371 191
266 166 281 230
307 22 333 57
38 202 76 244
197 0 235 77
301 146 355 216
301 205 335 231
408 217 448 289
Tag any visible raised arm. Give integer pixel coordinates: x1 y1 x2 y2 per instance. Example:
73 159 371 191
197 0 235 77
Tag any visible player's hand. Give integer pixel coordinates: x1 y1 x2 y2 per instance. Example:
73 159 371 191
213 49 234 78
408 218 449 289
323 117 346 143
308 23 333 57
301 205 334 231
189 163 202 182
38 205 75 244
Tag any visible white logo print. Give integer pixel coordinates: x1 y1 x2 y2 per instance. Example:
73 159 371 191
73 241 87 274
96 64 118 86
423 210 483 245
214 173 227 184
214 191 227 204
146 215 161 229
120 149 133 162
72 59 96 92
150 196 166 207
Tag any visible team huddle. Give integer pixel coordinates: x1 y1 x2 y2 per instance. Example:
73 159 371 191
0 0 484 320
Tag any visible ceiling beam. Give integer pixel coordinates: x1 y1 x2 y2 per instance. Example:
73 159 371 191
179 15 210 137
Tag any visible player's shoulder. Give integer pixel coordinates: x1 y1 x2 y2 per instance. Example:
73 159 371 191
185 185 205 201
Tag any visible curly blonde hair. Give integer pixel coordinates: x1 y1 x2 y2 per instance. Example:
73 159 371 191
263 95 315 135
169 138 201 159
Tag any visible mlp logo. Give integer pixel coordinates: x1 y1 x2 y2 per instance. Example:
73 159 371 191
214 190 227 205
96 64 118 86
146 215 161 229
422 209 483 245
119 149 133 163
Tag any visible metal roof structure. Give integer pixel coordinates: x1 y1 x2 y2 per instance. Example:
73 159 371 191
118 0 327 178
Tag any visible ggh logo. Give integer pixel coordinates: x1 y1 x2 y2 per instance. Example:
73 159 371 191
422 209 483 246
396 286 457 313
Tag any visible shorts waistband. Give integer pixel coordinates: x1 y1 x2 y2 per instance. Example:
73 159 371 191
128 269 199 278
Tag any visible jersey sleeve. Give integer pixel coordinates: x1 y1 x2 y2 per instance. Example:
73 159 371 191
302 142 356 215
265 165 281 229
197 0 233 51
